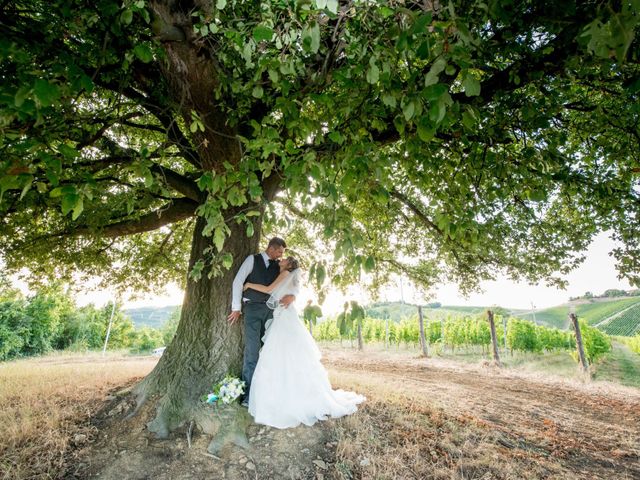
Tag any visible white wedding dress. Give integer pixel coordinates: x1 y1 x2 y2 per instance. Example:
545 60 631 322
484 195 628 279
248 270 365 429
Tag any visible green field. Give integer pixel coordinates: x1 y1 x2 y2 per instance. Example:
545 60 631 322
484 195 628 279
515 297 640 333
599 303 640 336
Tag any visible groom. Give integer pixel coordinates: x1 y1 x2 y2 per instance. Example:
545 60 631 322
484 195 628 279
227 237 295 406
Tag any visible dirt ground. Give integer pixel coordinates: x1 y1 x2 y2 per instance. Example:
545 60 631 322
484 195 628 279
66 347 640 480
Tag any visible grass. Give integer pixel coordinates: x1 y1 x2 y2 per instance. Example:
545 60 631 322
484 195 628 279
0 351 156 480
594 342 640 388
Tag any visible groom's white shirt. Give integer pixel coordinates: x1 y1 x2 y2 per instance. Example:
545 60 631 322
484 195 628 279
231 252 271 312
231 252 300 312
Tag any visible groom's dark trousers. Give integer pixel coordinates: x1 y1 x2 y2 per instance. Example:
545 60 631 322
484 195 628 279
241 253 280 399
242 302 273 398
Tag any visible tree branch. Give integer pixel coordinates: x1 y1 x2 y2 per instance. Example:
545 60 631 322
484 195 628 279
149 164 202 202
73 198 198 238
94 79 202 168
388 188 443 236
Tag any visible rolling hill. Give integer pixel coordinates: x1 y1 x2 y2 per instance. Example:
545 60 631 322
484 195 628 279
123 305 179 329
513 296 640 333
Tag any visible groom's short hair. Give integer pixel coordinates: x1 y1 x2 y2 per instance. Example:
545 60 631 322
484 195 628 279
267 237 287 249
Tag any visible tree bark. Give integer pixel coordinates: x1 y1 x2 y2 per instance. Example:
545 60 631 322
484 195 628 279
130 212 263 441
357 321 363 351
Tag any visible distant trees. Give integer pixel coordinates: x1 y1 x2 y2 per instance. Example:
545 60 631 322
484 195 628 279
571 289 640 301
0 284 167 361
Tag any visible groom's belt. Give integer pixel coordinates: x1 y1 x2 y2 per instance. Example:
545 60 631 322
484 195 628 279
243 299 268 305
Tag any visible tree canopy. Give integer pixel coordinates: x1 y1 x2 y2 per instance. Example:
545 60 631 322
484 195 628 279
2 0 639 442
1 0 639 295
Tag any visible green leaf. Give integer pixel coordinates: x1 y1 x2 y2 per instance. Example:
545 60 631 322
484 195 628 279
422 83 448 101
379 6 394 18
462 73 481 97
61 193 79 216
253 25 274 42
366 62 380 84
363 256 375 272
0 175 21 202
197 173 214 191
221 253 233 269
213 228 226 252
216 0 227 9
462 110 476 130
19 176 34 200
252 85 264 98
413 13 432 35
416 40 430 60
417 122 435 142
382 93 397 108
133 43 154 63
58 143 78 158
326 0 338 14
267 68 279 83
403 100 415 121
14 86 31 107
120 8 133 25
246 222 254 237
302 22 321 54
33 80 60 107
424 58 446 87
527 189 547 202
189 260 204 282
71 196 84 220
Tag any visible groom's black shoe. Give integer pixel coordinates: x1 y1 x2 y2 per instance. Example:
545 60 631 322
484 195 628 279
241 398 249 408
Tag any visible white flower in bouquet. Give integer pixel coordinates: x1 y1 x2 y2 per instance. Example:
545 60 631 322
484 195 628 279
202 375 246 406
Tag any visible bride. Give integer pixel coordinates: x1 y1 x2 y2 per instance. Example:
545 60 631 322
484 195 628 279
243 257 365 429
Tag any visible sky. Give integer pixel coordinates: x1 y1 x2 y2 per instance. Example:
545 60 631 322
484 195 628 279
66 231 633 316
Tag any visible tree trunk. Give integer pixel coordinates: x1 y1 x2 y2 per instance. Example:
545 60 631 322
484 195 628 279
124 3 284 448
130 213 262 445
487 310 501 367
357 321 363 351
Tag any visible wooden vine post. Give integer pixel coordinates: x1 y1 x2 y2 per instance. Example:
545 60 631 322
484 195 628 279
502 316 508 351
569 312 589 373
487 310 502 367
418 305 429 357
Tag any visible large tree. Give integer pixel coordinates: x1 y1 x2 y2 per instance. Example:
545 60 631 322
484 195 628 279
1 0 639 442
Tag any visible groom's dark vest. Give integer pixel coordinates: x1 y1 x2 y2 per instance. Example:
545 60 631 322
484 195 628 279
244 254 280 303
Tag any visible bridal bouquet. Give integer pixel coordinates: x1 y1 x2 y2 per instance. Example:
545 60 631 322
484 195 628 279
202 375 245 405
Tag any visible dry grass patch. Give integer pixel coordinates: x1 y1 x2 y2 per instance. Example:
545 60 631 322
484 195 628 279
328 373 556 480
326 364 638 480
0 352 156 480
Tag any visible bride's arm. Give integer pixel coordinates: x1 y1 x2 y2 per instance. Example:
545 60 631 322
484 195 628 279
244 271 290 293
